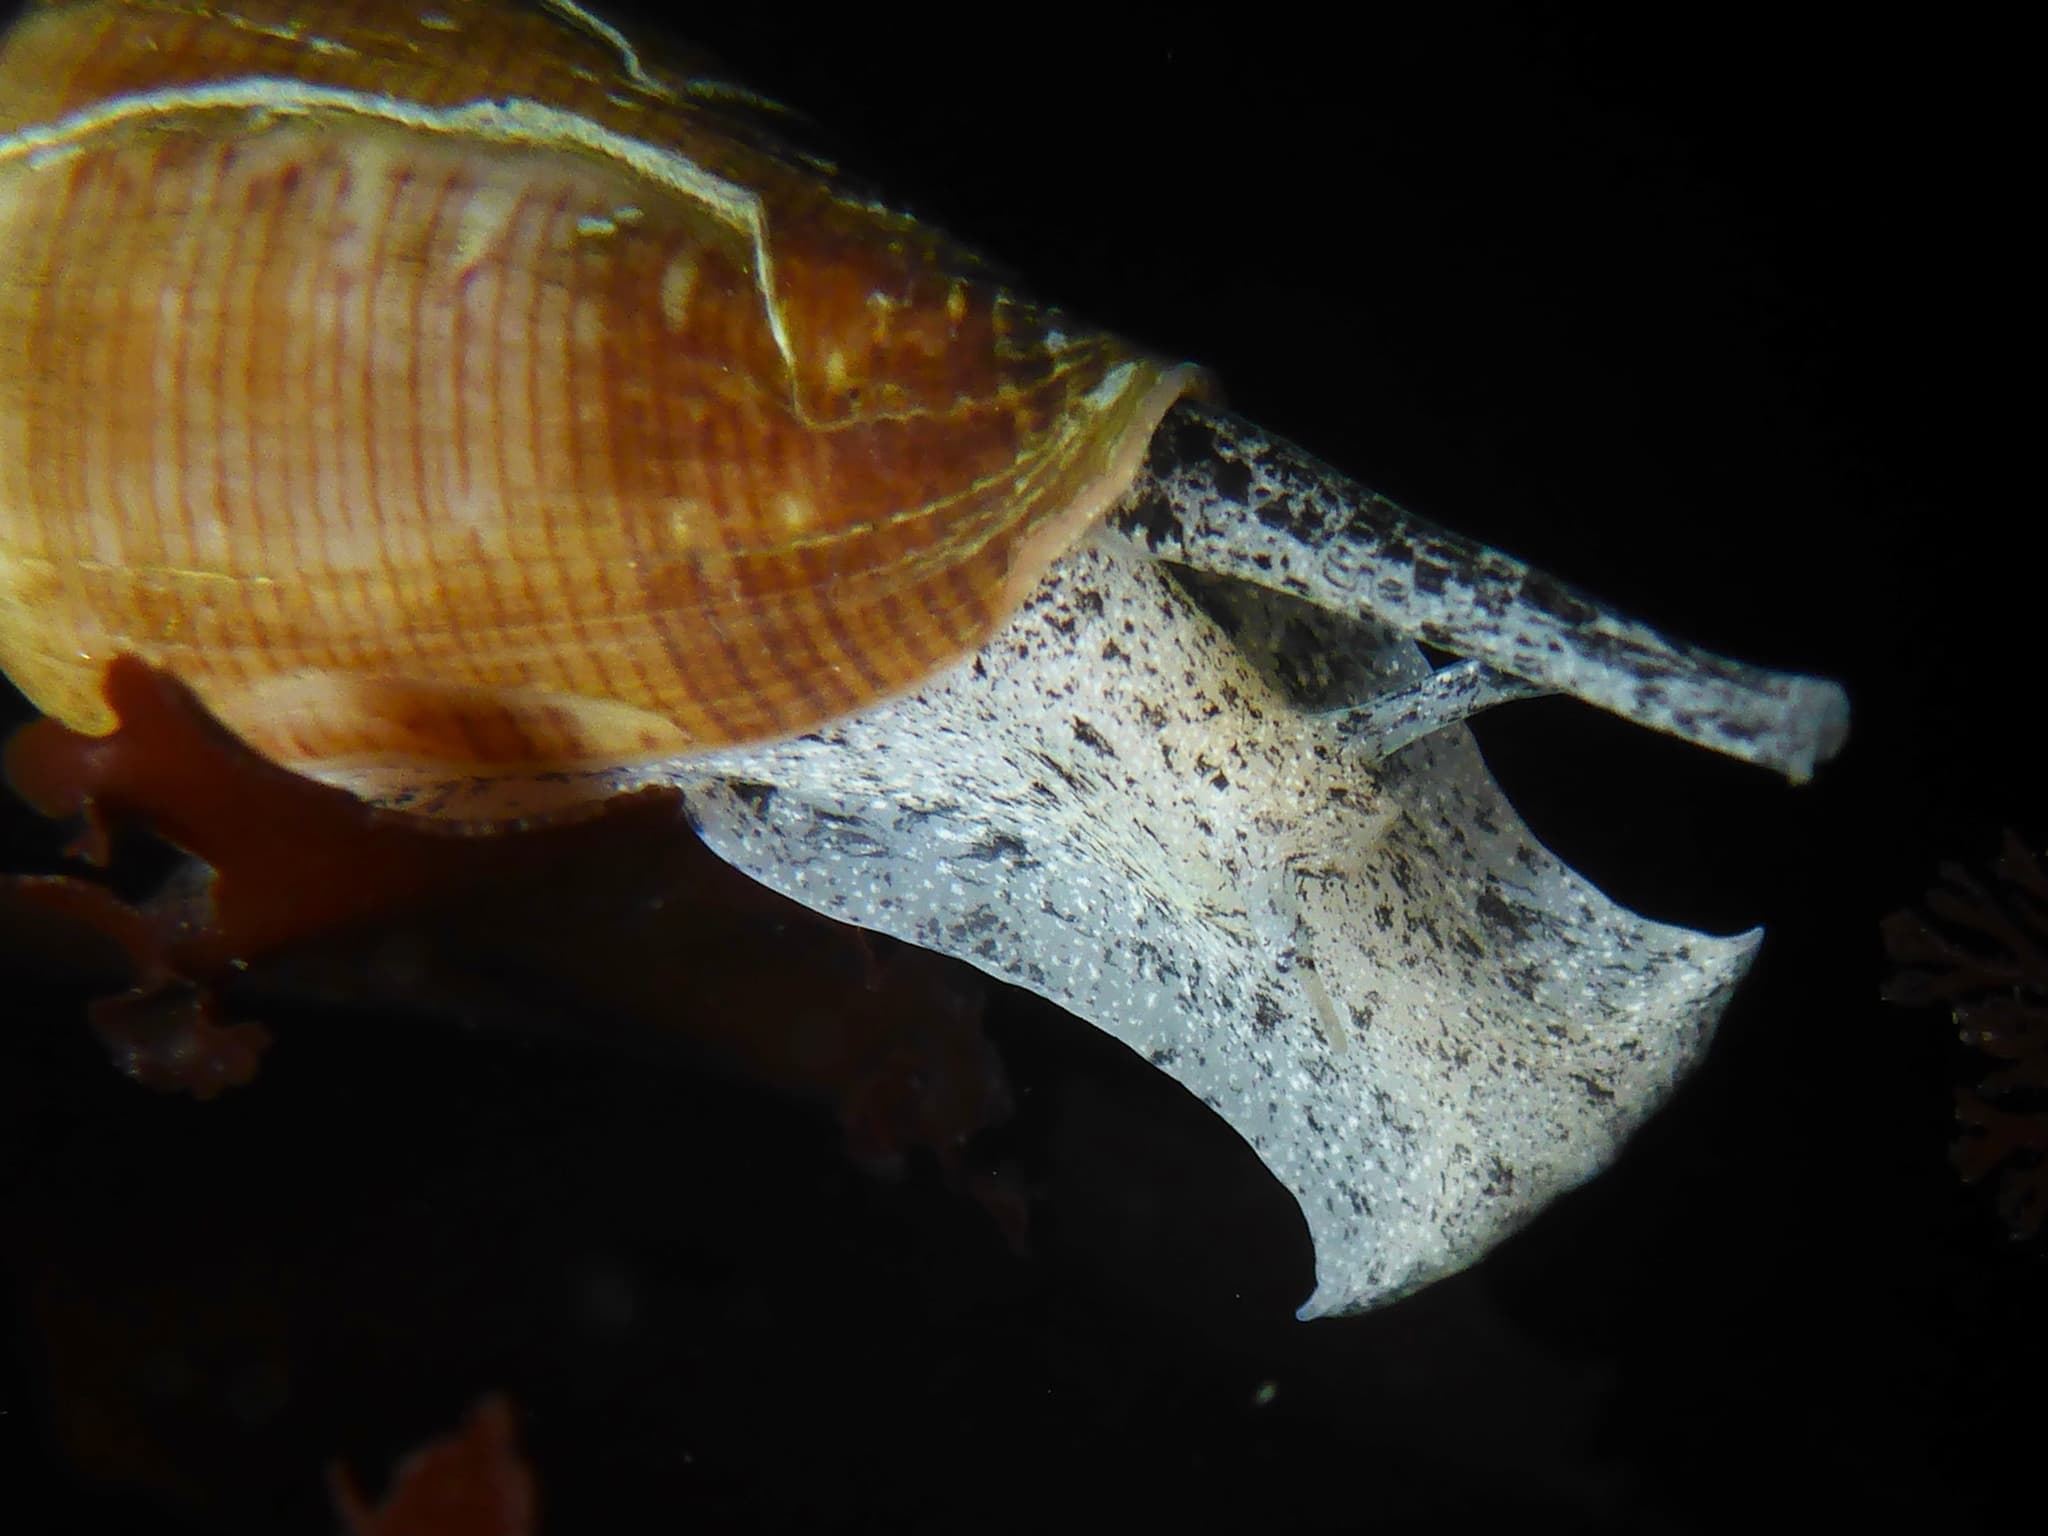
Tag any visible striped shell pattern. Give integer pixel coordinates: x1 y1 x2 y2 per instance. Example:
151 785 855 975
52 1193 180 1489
0 0 1200 780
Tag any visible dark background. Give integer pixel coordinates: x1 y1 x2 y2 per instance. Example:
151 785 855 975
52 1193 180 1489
1 4 2033 1531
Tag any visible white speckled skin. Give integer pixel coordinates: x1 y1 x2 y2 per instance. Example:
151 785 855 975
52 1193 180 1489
626 534 1756 1317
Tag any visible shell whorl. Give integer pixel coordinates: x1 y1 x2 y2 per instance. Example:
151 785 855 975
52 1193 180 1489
0 0 1201 777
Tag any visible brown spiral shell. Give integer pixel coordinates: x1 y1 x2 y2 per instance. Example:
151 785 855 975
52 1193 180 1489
0 0 1202 780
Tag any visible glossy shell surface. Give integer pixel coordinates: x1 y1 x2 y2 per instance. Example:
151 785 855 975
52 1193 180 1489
0 0 1198 776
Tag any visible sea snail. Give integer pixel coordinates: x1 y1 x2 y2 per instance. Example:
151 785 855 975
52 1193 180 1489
0 0 1845 791
0 0 1848 1316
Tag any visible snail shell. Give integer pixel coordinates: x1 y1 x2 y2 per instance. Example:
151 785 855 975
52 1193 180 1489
0 0 1202 781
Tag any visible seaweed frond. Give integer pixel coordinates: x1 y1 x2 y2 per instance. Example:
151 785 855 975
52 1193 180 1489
1883 830 2048 1236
